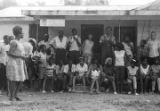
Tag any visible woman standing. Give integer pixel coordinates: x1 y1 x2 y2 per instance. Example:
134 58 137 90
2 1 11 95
7 26 28 101
82 34 94 64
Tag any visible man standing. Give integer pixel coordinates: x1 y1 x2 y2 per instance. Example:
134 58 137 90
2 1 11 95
52 30 68 64
68 28 81 64
0 35 10 94
146 31 160 65
99 26 115 65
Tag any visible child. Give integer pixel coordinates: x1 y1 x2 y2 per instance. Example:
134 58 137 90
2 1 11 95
42 57 56 93
103 58 117 94
127 59 139 95
139 58 151 93
38 45 47 92
63 60 76 92
82 34 94 64
88 59 102 94
151 58 160 93
73 57 88 91
55 60 64 92
114 43 126 93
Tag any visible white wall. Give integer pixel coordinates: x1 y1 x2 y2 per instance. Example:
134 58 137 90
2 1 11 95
0 21 30 42
137 20 160 45
48 20 137 40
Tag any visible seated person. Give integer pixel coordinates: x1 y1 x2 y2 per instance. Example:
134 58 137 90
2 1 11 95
73 57 88 91
63 60 76 92
127 59 139 95
139 57 151 93
102 57 117 94
42 57 56 93
88 58 102 94
151 58 160 93
55 60 64 92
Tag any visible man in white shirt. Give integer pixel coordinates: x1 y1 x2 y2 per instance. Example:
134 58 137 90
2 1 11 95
52 30 68 64
146 31 160 65
68 28 81 64
0 35 10 93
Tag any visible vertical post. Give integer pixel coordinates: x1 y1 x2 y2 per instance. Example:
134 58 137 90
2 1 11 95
118 23 121 42
36 23 39 42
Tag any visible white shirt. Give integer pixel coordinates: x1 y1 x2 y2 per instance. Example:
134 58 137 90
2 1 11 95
91 70 100 79
76 63 88 76
83 40 94 55
127 66 138 76
114 50 125 66
147 40 160 57
0 42 10 65
63 64 76 73
46 64 56 77
52 36 68 49
140 65 150 75
69 35 81 51
23 42 33 57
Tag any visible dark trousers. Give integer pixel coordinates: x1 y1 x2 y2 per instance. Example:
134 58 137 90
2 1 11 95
55 49 66 64
0 63 7 90
69 51 80 64
148 56 159 65
139 75 150 93
115 66 126 93
102 76 116 92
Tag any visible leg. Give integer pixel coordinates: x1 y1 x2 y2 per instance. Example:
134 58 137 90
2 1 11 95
63 74 67 91
42 77 47 92
132 76 137 94
152 76 156 92
95 79 100 93
140 75 144 93
14 82 22 101
157 78 160 92
72 76 76 91
90 79 96 93
8 80 15 101
144 76 150 93
82 76 86 86
110 77 117 93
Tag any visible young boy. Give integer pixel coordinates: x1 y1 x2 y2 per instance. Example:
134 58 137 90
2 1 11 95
127 59 139 95
63 60 76 92
73 57 88 91
139 58 151 93
103 57 117 94
151 58 160 93
42 57 56 93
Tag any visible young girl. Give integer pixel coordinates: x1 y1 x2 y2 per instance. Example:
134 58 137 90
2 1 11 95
127 59 139 95
88 59 102 94
42 57 56 93
82 34 94 64
151 58 160 93
139 58 151 93
38 45 47 92
114 43 126 93
103 57 117 94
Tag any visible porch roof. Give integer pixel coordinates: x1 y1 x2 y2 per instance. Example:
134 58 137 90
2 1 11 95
22 5 138 16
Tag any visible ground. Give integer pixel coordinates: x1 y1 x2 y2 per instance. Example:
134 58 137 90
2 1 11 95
0 92 160 111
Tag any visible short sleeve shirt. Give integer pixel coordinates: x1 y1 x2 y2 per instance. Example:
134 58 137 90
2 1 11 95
147 40 160 57
76 63 88 76
52 36 68 49
69 35 81 51
127 66 138 76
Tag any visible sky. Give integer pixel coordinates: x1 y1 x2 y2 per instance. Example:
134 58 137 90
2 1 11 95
15 0 156 6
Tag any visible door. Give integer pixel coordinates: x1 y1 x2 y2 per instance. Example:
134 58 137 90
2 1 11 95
81 24 104 61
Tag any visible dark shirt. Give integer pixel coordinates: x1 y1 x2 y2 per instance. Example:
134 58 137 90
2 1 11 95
103 65 115 77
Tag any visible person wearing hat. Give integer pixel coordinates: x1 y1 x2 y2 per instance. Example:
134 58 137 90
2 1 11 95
127 59 139 95
73 57 88 91
102 57 117 94
7 26 28 101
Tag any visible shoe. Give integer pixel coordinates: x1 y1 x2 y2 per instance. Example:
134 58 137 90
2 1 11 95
135 93 139 96
42 90 46 93
68 88 72 92
114 92 117 95
128 91 132 95
59 91 63 93
15 97 22 101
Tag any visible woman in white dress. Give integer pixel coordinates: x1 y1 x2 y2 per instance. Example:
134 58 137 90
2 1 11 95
82 34 94 64
7 26 28 101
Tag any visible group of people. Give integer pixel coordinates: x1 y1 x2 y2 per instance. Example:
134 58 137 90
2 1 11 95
0 25 160 101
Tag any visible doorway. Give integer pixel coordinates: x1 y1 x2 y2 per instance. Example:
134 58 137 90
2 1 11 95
81 24 104 61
